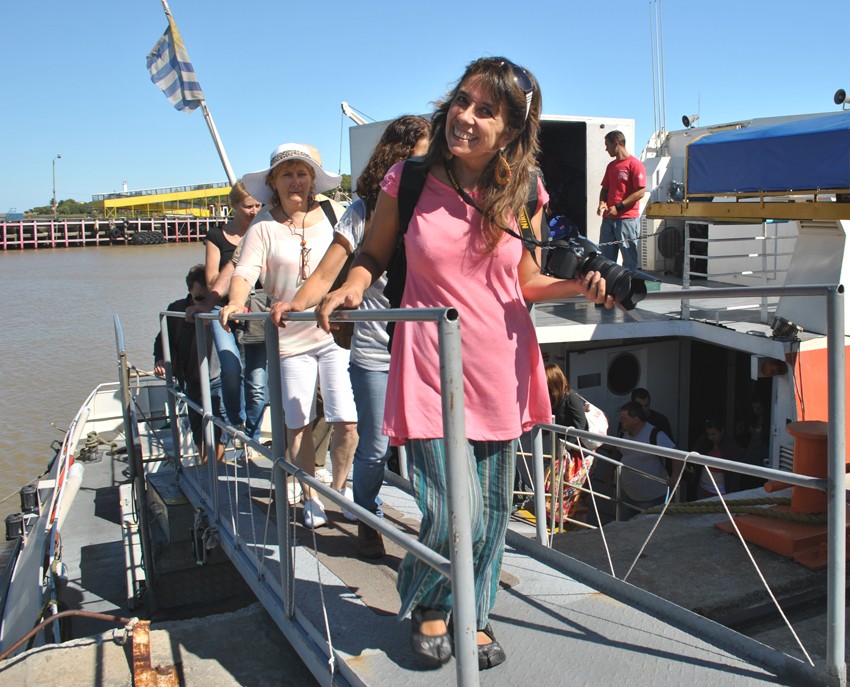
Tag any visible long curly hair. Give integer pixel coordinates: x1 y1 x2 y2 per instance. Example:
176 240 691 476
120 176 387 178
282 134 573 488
424 56 542 253
356 115 431 217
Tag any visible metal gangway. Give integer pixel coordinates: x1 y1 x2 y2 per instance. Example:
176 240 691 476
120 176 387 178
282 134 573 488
134 288 845 687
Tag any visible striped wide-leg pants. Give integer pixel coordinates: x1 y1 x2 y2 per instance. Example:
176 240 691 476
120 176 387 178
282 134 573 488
396 438 516 629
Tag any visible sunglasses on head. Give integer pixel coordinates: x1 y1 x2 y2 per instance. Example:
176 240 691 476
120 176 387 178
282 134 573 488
501 60 533 121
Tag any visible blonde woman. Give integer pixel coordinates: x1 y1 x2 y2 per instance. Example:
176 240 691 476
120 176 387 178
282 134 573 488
204 181 266 446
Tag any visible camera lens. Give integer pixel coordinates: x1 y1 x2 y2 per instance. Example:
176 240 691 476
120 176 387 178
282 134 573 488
581 254 648 310
542 236 654 309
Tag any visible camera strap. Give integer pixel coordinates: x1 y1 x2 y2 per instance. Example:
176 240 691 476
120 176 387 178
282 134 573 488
443 161 544 266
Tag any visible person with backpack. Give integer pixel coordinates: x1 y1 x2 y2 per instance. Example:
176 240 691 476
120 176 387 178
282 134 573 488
614 400 676 519
315 57 613 670
220 143 357 530
271 116 431 559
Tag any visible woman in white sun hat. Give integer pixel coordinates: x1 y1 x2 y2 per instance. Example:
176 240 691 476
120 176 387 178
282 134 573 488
220 143 357 529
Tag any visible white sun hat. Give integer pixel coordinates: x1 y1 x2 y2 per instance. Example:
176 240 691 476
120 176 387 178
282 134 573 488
242 143 341 205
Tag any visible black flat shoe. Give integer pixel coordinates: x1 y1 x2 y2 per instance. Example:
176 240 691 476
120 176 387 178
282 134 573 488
477 623 506 670
410 607 452 668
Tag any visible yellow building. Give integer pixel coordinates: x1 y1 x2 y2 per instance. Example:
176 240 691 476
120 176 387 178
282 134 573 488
93 182 231 218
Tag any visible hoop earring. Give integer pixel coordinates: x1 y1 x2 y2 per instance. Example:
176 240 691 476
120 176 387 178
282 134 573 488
495 149 511 186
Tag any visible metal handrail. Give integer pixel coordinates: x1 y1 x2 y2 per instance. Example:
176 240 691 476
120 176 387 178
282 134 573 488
154 282 846 687
529 283 845 687
155 307 482 687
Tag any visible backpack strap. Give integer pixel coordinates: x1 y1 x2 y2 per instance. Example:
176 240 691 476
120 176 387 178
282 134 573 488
397 157 429 236
384 158 429 344
400 159 540 247
319 198 339 226
524 170 539 230
649 426 660 446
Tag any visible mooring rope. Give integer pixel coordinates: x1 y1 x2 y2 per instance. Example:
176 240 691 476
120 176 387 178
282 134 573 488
642 496 828 524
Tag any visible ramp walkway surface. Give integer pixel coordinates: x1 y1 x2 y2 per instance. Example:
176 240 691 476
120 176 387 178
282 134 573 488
2 438 822 687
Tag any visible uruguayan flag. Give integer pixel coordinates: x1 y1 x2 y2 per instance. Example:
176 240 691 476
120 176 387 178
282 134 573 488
146 14 203 112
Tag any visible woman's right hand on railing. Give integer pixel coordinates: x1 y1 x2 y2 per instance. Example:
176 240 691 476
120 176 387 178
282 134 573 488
315 284 363 333
270 300 302 328
218 303 247 332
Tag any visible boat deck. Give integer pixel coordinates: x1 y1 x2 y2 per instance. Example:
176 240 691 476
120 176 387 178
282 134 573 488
1 420 822 687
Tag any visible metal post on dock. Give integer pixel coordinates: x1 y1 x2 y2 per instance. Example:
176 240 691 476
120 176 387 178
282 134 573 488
531 426 548 545
266 318 296 617
113 316 157 614
437 310 479 686
51 154 61 219
159 313 183 469
826 286 847 687
194 316 220 518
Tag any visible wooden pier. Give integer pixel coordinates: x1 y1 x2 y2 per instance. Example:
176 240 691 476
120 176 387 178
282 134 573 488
0 217 223 250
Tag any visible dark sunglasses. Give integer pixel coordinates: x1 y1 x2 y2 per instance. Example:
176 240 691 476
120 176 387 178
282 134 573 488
502 60 533 121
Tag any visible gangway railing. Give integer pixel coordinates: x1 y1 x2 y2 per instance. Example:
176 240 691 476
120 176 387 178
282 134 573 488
157 306 482 686
523 283 846 687
680 223 796 320
155 282 846 687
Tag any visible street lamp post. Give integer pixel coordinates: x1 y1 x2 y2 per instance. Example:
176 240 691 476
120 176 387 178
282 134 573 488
52 154 62 219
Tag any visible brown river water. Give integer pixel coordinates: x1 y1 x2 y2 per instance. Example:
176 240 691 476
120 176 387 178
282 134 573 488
0 242 206 523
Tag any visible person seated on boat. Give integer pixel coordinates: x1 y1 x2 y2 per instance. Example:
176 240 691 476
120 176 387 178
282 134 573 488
270 115 431 560
314 56 612 671
153 264 222 459
691 417 743 500
203 180 268 451
610 401 676 520
219 144 358 530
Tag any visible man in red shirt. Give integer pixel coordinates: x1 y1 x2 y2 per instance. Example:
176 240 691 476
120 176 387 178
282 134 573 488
597 131 646 270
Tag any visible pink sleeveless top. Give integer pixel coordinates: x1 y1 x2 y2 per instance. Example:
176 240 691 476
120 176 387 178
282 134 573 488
380 163 551 444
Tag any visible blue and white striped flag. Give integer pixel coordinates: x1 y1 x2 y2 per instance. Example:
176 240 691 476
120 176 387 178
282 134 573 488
146 13 204 112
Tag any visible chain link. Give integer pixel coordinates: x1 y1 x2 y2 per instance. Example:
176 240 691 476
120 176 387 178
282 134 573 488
593 229 656 249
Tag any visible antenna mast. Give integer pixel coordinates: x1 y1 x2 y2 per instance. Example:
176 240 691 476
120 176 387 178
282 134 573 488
648 0 667 139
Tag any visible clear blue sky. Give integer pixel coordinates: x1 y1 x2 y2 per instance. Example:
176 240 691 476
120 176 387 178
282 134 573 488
3 0 847 212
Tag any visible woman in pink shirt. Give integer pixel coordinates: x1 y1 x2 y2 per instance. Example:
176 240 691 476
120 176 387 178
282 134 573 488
317 57 612 670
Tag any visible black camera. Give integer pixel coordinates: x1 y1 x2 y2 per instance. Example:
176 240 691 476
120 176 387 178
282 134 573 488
543 236 657 310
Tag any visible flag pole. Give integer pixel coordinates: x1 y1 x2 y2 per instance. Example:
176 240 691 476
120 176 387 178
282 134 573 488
158 0 236 185
199 100 236 185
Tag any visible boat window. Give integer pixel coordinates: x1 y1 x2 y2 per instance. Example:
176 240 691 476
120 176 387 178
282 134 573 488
607 352 641 395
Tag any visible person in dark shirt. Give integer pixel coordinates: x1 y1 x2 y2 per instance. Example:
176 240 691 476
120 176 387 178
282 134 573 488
154 264 221 458
631 387 674 442
691 417 743 499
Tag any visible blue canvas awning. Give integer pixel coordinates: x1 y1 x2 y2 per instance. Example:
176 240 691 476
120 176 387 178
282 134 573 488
686 112 850 195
